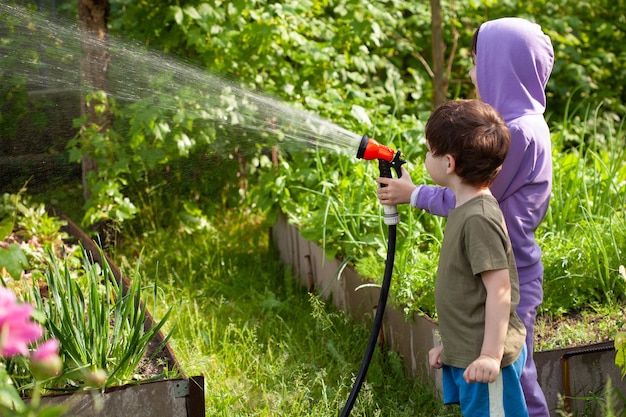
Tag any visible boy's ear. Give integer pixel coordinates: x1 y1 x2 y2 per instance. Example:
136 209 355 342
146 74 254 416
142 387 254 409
445 154 455 174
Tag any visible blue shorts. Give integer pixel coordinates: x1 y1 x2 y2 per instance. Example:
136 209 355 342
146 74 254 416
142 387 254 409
442 345 528 417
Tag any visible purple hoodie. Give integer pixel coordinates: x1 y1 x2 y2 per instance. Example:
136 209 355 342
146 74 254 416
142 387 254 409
415 18 554 285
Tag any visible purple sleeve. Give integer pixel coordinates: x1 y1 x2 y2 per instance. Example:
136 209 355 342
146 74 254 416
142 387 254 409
414 185 456 217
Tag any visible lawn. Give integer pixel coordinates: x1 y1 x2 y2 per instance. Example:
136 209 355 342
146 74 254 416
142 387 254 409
111 210 462 416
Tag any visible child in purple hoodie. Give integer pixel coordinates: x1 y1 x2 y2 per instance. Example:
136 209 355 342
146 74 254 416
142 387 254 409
377 18 553 416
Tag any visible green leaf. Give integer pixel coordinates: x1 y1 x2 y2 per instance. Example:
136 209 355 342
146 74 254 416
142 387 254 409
0 363 25 412
171 6 183 25
0 386 25 412
615 332 626 378
184 6 202 20
350 105 372 127
0 244 29 280
0 217 13 242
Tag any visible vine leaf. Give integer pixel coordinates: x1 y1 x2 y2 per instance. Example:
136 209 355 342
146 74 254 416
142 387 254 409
0 244 29 280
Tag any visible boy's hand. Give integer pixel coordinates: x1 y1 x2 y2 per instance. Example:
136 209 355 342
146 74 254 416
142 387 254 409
376 167 416 205
429 344 444 369
463 354 501 383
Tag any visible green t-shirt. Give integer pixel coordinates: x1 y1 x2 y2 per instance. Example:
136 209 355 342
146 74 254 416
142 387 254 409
435 195 526 369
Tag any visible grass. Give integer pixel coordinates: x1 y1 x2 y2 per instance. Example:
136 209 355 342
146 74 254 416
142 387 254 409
112 210 461 416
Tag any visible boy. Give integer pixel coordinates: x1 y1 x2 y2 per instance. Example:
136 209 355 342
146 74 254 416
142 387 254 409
422 100 528 416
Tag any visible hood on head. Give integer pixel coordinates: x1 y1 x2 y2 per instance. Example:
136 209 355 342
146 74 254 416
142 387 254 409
475 17 554 121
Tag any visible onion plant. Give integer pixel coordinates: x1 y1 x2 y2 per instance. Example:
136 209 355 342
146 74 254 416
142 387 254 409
30 246 175 389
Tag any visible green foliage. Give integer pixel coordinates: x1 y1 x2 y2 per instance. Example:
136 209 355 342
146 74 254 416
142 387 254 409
540 109 626 314
0 245 29 281
0 4 45 142
67 92 138 226
455 0 626 122
109 0 434 116
0 191 68 280
617 332 626 380
67 87 243 229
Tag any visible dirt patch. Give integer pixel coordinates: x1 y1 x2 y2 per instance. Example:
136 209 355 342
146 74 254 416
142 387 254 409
135 333 180 380
535 307 626 351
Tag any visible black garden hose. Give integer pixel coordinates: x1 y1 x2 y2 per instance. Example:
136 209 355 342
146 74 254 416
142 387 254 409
339 223 397 417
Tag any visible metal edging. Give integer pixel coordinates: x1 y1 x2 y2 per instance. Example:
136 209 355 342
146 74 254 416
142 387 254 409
187 375 206 417
560 340 615 414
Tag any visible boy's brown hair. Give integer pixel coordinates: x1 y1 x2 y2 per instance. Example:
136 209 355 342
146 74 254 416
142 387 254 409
425 99 510 188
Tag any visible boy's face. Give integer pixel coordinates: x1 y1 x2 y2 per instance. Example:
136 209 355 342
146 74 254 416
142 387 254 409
424 143 450 186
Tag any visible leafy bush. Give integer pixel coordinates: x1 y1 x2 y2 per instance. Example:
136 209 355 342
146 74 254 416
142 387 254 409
3 1 626 319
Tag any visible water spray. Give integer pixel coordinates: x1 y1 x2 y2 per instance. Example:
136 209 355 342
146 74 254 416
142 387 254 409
339 135 405 416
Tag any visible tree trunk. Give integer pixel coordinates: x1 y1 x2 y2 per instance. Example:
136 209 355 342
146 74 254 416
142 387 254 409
430 0 447 107
78 0 110 201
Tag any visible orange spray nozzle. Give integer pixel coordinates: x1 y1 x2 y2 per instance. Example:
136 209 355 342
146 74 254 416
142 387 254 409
356 135 396 162
356 134 406 225
356 135 406 181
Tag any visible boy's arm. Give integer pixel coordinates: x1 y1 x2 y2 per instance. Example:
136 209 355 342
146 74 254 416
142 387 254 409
463 268 511 383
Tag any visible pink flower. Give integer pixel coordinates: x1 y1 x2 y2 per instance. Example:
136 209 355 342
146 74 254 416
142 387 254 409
0 287 44 357
30 339 63 379
31 338 59 362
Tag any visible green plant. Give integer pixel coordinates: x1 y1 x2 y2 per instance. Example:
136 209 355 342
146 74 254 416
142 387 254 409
0 190 68 281
30 245 175 389
617 331 626 380
540 107 626 314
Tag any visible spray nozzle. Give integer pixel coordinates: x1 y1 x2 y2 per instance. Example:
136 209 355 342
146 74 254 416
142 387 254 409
356 135 406 180
356 135 397 162
356 135 406 225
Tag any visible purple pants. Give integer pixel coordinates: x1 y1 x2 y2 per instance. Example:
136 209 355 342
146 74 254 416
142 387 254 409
517 277 550 417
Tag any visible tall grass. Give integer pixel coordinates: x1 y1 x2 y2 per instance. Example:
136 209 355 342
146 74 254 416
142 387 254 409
113 211 461 416
540 106 626 314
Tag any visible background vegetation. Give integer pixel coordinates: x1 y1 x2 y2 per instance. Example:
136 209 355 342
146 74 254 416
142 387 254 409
3 0 625 319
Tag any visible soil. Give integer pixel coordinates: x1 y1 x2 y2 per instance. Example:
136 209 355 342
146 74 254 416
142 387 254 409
534 307 626 351
135 331 180 380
